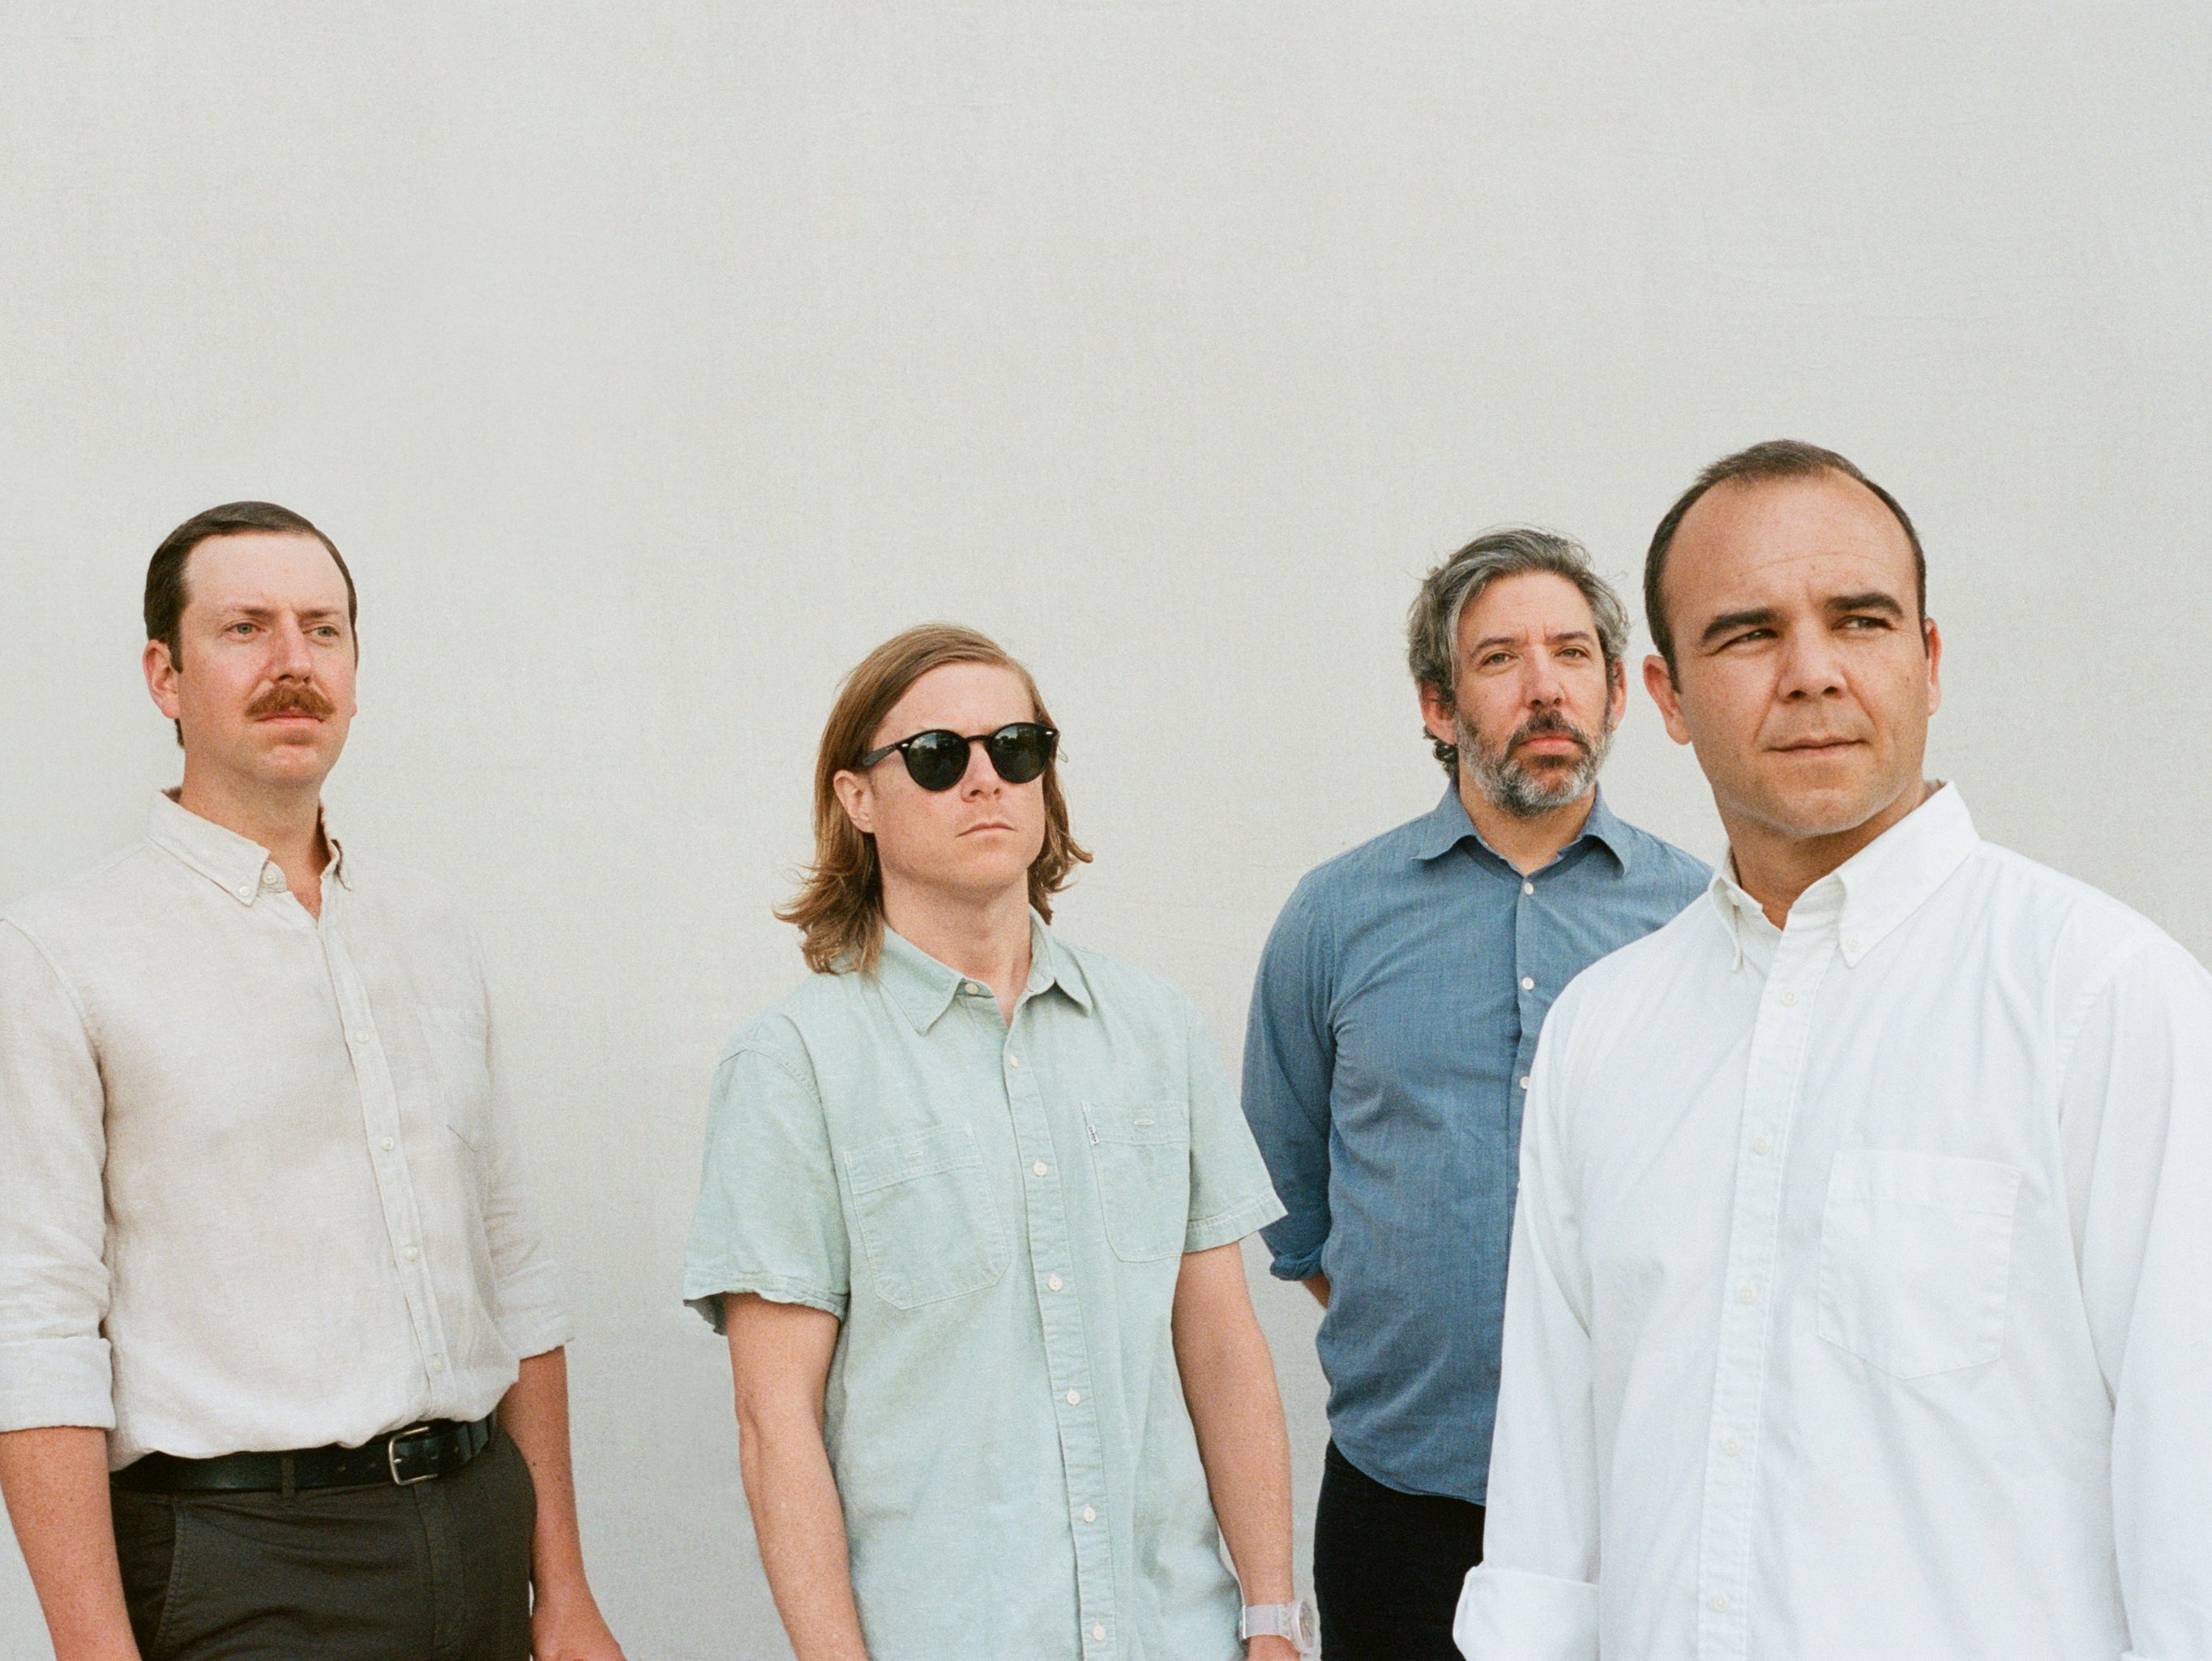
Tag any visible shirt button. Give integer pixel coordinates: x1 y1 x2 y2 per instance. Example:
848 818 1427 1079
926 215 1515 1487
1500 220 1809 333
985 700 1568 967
237 884 255 900
1722 1436 1741 1457
1521 976 1536 991
1033 1160 1050 1177
404 1245 419 1262
1778 987 1797 1006
428 1358 444 1373
1046 1274 1063 1292
260 867 284 890
1007 1053 1022 1068
1752 1135 1772 1156
1845 935 1863 954
1522 881 1534 896
1065 1389 1081 1406
1518 1076 1530 1090
1082 1505 1097 1522
1710 1593 1730 1613
379 1137 395 1152
353 1030 371 1046
1093 1625 1107 1642
1738 1283 1757 1304
964 981 983 995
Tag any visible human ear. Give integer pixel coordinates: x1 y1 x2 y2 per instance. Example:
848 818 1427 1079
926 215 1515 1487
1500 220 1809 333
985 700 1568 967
1643 654 1692 746
1417 680 1458 749
832 768 876 837
143 638 182 721
1923 618 1943 717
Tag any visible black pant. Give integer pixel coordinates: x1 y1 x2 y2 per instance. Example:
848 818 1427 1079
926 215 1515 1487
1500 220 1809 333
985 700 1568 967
1314 1440 1485 1661
111 1428 537 1661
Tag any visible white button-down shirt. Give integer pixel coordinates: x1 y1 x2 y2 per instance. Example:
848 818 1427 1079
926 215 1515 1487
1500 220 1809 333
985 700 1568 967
1457 787 2212 1661
0 794 570 1466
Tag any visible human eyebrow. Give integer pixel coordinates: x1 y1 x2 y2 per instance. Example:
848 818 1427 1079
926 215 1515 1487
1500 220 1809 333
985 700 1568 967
1825 591 1906 619
1697 607 1782 648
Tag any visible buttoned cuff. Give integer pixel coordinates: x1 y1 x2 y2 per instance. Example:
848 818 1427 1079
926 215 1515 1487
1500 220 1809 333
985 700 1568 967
0 1335 117 1433
1453 1566 1598 1661
682 1270 849 1334
490 1259 574 1359
1184 1193 1289 1254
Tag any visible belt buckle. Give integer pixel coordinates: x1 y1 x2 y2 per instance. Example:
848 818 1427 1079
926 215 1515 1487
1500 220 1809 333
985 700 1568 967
387 1424 439 1486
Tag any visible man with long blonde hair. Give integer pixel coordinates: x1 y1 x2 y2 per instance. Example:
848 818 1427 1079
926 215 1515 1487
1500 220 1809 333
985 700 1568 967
682 623 1314 1659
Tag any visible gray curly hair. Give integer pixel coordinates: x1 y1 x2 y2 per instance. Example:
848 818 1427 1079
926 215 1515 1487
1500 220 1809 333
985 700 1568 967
1406 527 1631 776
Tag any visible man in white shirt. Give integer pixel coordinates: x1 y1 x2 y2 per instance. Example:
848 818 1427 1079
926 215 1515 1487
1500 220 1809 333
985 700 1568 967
1455 441 2212 1660
0 503 624 1660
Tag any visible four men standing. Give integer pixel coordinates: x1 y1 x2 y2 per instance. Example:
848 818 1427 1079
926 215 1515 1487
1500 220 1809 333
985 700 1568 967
3 464 2206 1659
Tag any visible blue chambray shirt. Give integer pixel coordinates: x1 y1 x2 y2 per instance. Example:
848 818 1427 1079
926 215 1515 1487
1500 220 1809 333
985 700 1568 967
1242 786 1707 1503
684 914 1285 1661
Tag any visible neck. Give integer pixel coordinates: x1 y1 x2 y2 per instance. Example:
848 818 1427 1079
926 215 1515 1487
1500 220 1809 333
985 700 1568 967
879 875 1035 1021
1457 775 1598 877
176 761 331 914
1724 779 1935 928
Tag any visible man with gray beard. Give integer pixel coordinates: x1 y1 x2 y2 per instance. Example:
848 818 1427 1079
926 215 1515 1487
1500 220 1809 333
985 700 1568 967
1242 528 1708 1660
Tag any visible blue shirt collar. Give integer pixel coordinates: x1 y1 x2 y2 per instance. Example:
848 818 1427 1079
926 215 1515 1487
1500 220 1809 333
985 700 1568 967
874 909 1095 1033
1409 783 1633 874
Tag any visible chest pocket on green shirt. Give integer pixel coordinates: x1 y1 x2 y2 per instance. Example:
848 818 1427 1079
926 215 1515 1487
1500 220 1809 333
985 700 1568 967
1085 1100 1192 1262
845 1126 1012 1308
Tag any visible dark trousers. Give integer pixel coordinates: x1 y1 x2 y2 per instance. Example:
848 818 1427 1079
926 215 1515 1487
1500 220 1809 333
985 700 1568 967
1313 1440 1485 1661
111 1428 537 1661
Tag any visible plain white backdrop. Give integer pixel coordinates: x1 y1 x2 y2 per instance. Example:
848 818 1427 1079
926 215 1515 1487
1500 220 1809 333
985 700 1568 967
2 6 2207 1656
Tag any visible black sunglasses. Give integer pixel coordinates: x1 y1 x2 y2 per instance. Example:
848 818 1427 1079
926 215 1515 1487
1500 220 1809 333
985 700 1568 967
856 722 1059 792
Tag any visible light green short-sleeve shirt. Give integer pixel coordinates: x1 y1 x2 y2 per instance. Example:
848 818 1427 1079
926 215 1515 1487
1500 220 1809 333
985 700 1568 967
684 915 1285 1661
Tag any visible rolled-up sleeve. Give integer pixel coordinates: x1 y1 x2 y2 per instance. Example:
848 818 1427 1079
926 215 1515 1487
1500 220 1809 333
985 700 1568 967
0 921 116 1432
474 948 573 1361
1240 876 1336 1281
683 1029 851 1330
1179 995 1286 1253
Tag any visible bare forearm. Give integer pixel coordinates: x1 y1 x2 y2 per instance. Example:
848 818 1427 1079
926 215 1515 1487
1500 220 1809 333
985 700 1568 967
0 1426 139 1661
738 1411 870 1661
1303 1272 1329 1308
499 1349 623 1657
1179 1323 1295 1603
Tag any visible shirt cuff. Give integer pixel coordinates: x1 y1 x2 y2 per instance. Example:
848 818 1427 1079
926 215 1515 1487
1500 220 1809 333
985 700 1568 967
682 1269 850 1334
490 1259 575 1359
1453 1566 1598 1661
0 1335 117 1433
1184 1193 1290 1254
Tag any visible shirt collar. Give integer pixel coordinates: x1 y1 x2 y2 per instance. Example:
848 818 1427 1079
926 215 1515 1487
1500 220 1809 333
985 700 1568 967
148 790 351 905
874 909 1094 1034
1705 783 1979 970
1410 782 1632 873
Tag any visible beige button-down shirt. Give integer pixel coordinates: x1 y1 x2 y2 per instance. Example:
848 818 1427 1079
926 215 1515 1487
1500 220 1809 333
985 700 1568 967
0 794 570 1467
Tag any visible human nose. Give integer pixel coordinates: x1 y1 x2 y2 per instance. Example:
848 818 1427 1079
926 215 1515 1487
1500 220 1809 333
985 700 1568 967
1525 650 1567 708
267 618 315 679
1774 626 1846 700
958 737 1002 796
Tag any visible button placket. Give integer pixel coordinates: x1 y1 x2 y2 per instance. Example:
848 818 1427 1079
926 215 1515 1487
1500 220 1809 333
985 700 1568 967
1693 930 1835 1659
324 932 454 1399
1000 1017 1117 1650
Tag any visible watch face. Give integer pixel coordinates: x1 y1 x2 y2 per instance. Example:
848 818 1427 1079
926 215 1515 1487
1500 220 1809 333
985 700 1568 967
1294 1596 1320 1650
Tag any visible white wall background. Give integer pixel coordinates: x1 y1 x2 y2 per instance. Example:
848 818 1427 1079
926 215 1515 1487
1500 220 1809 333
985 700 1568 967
2 5 2207 1656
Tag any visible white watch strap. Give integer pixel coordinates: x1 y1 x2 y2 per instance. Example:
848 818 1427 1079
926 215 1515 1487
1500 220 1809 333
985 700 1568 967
1239 1597 1319 1653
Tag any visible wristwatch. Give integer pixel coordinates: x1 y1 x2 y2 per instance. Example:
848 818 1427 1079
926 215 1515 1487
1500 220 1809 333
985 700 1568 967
1239 1596 1320 1655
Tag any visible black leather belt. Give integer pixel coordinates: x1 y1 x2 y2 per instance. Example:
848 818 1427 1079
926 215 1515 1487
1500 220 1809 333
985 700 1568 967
112 1415 495 1495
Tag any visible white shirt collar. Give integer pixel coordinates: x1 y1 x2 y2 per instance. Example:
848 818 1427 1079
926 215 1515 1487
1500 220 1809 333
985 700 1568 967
1705 783 1979 972
148 790 351 905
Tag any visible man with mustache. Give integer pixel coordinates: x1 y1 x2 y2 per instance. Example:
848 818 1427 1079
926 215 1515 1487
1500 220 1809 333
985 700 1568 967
1456 442 2212 1659
0 503 623 1659
1241 529 1708 1659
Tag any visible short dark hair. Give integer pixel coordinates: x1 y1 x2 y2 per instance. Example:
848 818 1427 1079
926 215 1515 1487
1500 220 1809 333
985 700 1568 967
1643 440 1925 674
144 502 357 745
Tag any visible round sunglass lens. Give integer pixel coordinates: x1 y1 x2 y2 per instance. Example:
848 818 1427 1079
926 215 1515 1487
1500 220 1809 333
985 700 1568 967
904 731 971 790
988 726 1051 784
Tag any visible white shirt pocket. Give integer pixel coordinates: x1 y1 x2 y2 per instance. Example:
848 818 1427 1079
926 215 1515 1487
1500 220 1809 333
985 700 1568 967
1816 1149 2022 1379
